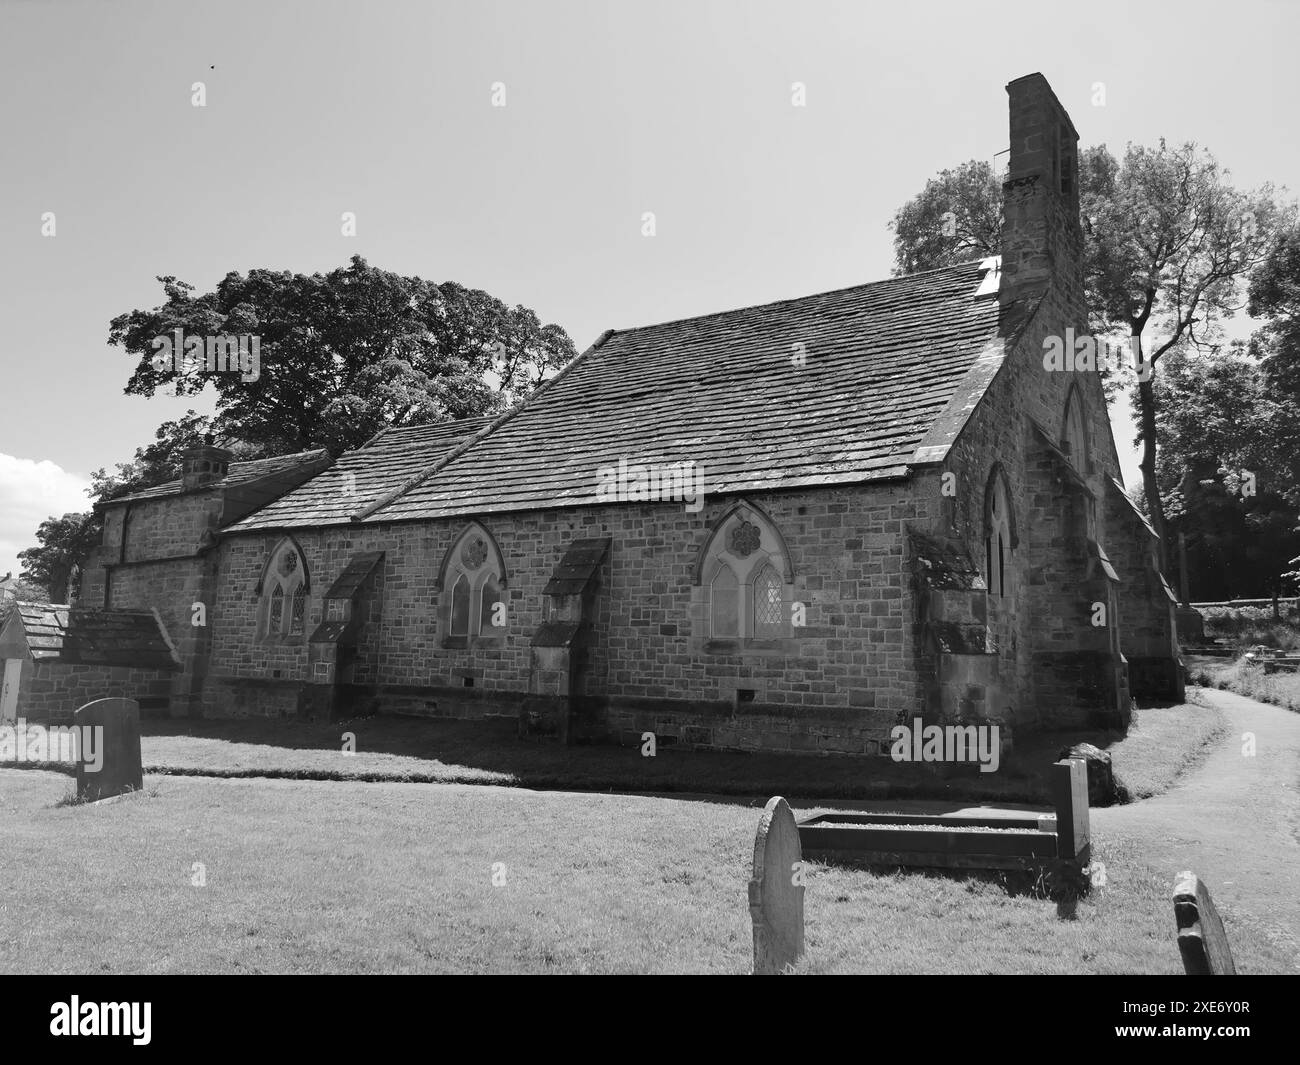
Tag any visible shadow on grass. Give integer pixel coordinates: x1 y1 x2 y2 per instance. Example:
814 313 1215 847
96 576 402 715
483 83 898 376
809 857 1092 917
135 713 1078 804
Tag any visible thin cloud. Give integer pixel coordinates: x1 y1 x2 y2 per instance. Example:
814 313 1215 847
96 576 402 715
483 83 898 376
0 454 93 582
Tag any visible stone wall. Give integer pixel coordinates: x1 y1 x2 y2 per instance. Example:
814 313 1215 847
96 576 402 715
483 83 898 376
15 661 173 725
1105 487 1184 701
101 492 220 566
921 72 1168 730
199 483 937 753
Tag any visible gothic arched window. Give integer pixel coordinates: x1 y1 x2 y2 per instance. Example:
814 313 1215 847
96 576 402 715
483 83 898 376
753 564 783 638
983 468 1016 600
711 565 740 638
439 523 507 647
1062 386 1088 474
259 538 310 641
698 505 793 643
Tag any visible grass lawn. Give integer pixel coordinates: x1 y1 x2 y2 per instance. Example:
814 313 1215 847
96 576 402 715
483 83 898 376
1191 655 1300 714
11 703 1227 807
2 768 1290 974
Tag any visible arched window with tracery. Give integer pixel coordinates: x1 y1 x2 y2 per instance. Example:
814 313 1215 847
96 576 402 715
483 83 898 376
439 523 507 646
698 505 793 643
753 564 784 638
258 538 310 640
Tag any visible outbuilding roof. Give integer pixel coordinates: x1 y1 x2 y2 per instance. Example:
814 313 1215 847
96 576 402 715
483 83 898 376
101 451 331 506
3 602 180 670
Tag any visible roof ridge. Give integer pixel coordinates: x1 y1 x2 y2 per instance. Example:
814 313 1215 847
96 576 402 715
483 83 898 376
230 448 328 468
351 330 618 522
98 448 331 508
362 415 496 451
375 414 494 436
608 260 988 339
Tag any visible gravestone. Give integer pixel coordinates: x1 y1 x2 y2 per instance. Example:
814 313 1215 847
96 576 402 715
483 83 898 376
74 698 143 803
748 796 805 974
1056 742 1120 806
1173 871 1236 975
1051 757 1090 867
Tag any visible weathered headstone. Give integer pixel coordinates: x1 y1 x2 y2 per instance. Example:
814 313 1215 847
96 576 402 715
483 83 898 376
1173 871 1236 975
748 795 805 974
1051 757 1090 866
74 698 143 803
1056 742 1120 806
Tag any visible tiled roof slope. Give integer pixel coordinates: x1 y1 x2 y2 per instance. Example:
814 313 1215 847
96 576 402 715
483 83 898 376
228 418 493 530
10 602 179 669
367 260 1002 521
102 451 330 506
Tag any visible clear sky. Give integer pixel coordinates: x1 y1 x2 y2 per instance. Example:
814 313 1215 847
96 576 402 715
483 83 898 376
1 0 1297 581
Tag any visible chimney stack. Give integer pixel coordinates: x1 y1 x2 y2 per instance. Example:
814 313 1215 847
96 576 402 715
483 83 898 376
1000 73 1083 308
181 434 233 491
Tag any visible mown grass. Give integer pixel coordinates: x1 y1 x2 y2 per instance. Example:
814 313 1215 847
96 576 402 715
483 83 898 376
1104 703 1227 800
8 706 1225 807
1 769 1291 974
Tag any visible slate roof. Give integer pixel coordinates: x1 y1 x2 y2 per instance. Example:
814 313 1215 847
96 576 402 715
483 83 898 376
229 260 1004 530
1031 423 1091 491
102 451 331 506
543 539 611 596
371 261 1002 521
322 551 385 599
1107 476 1157 539
228 419 492 530
7 603 179 670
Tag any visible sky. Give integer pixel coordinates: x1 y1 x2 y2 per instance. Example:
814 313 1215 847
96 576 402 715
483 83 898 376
1 0 1297 580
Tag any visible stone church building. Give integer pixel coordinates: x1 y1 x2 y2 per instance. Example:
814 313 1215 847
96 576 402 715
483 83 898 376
22 73 1181 755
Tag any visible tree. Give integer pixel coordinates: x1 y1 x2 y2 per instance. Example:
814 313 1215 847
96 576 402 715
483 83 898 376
1248 225 1300 438
17 512 101 603
22 258 577 595
88 411 267 504
15 414 262 606
1083 141 1289 573
1153 344 1300 604
891 142 1293 575
108 255 576 456
1247 226 1300 606
888 161 1003 275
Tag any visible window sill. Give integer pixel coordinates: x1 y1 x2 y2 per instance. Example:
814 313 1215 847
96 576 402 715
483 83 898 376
704 637 793 655
441 634 508 651
259 634 307 648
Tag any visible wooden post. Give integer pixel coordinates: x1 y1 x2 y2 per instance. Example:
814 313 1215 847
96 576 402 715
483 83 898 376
1051 758 1090 866
1173 871 1236 975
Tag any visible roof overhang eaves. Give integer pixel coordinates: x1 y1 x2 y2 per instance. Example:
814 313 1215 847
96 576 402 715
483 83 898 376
907 336 1007 468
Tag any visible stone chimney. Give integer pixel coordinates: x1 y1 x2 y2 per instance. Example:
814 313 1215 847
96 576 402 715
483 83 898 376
181 435 234 491
1000 73 1083 308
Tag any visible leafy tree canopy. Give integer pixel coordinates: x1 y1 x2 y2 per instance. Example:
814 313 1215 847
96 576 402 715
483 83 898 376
891 141 1294 577
108 255 577 456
